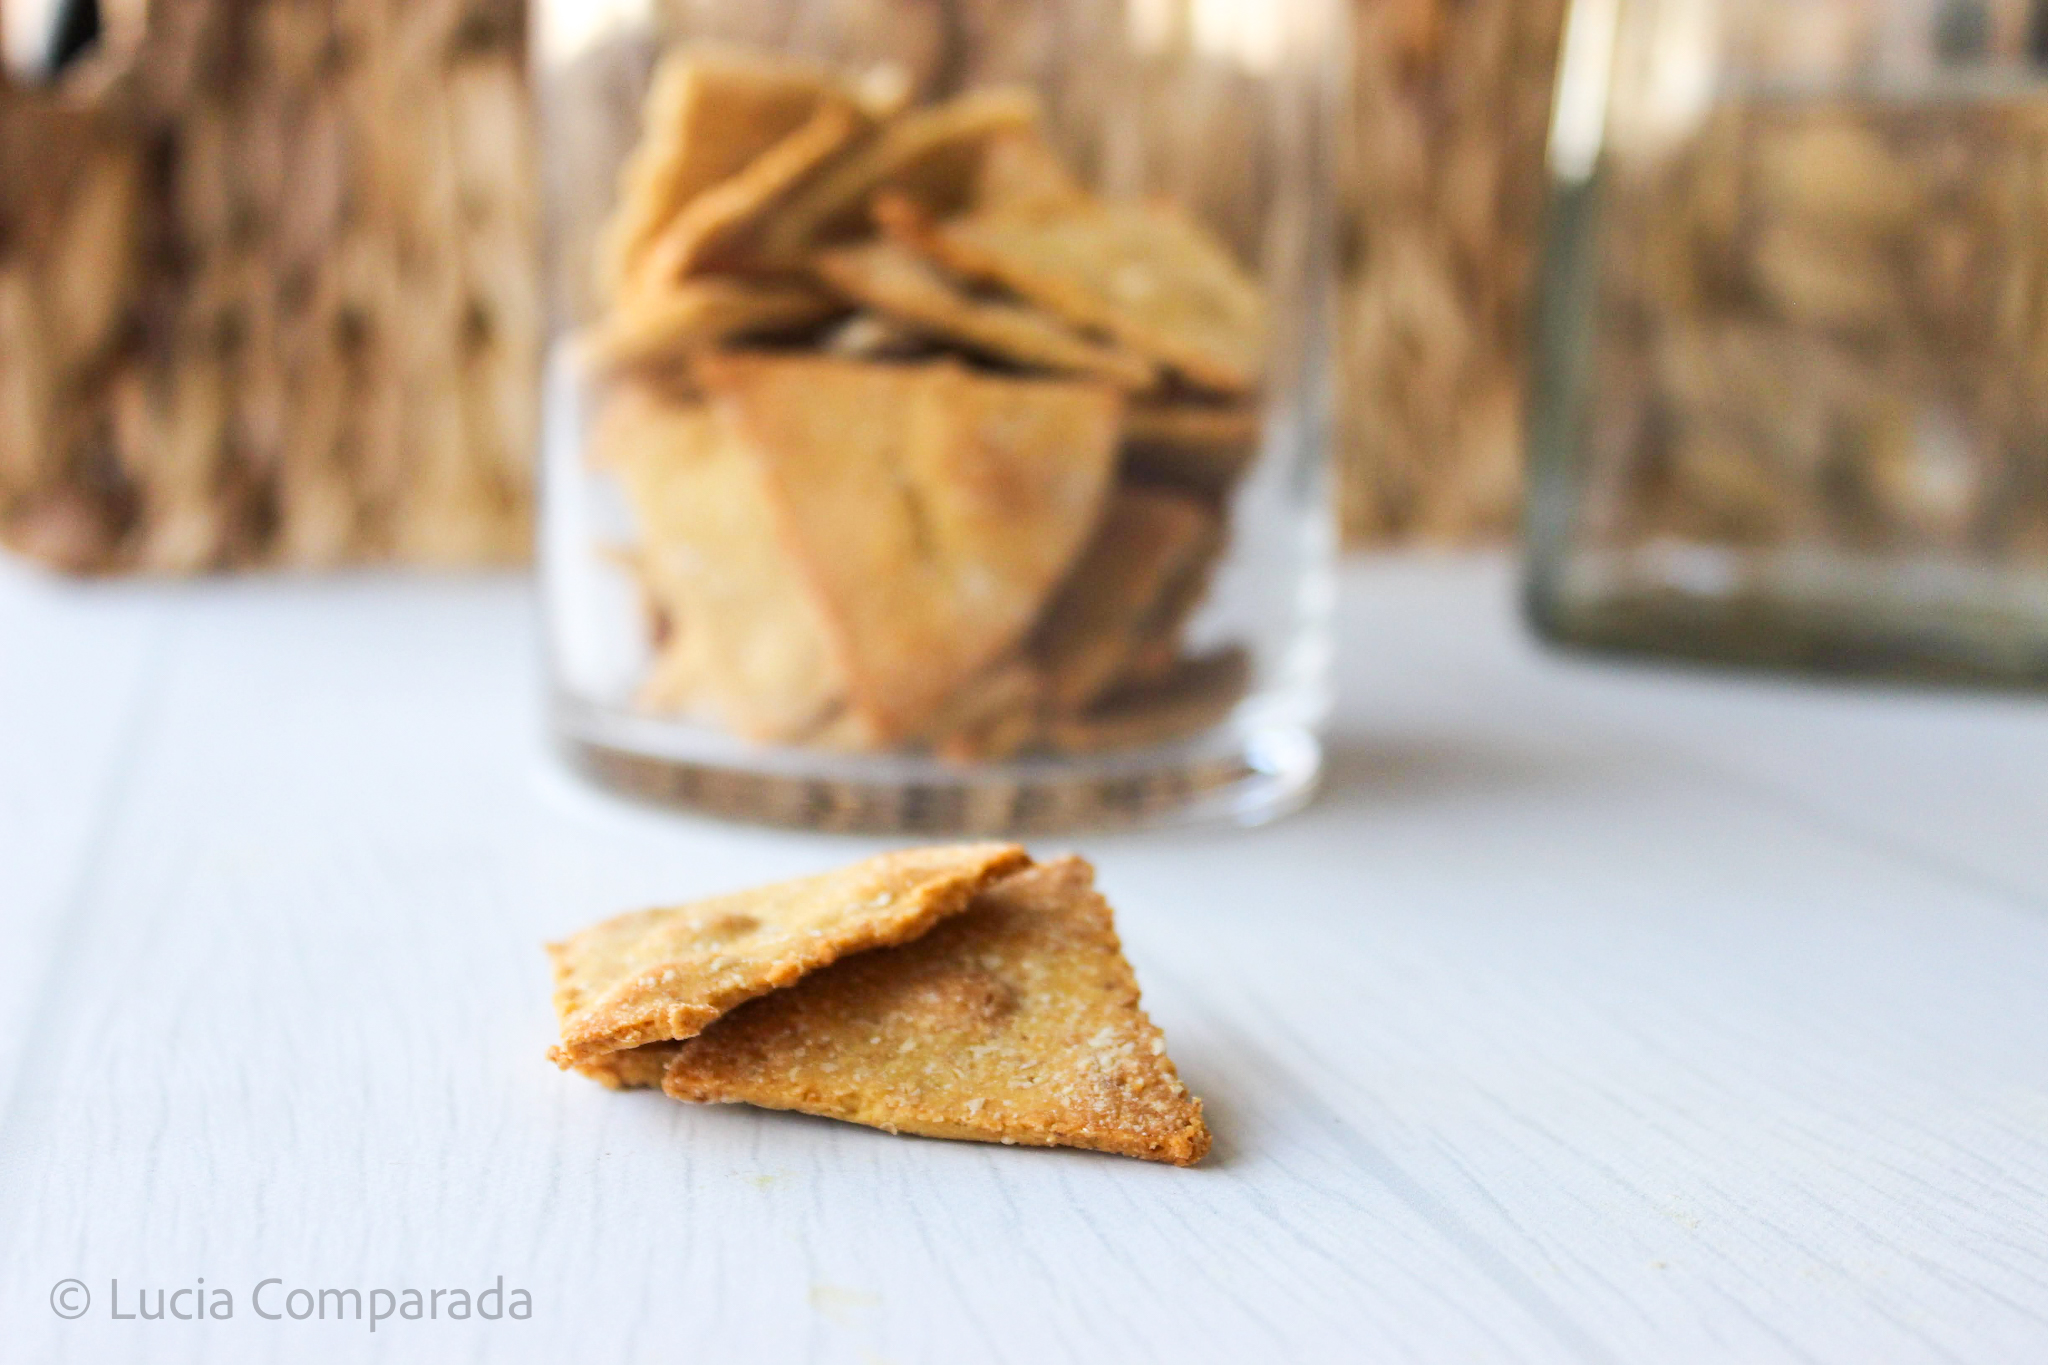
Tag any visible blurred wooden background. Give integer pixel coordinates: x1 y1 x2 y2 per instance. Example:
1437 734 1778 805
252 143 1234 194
0 0 536 573
0 0 1563 572
1340 0 1565 544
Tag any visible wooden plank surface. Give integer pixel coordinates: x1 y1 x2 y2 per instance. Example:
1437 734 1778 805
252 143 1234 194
1 554 2044 1363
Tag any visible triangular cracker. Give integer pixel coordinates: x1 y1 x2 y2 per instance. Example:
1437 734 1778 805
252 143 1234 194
598 380 847 738
663 857 1211 1165
549 843 1031 1083
583 278 842 371
756 86 1043 260
811 239 1155 390
1031 487 1217 712
928 199 1266 393
598 48 850 298
699 354 1120 744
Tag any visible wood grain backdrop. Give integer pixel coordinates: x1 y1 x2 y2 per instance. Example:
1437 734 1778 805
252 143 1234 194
0 0 537 573
0 0 1563 571
1339 0 1566 545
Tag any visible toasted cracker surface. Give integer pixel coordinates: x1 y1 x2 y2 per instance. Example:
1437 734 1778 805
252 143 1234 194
929 200 1266 393
700 354 1120 744
811 239 1154 390
582 1042 683 1092
598 47 846 299
663 857 1210 1165
549 844 1031 1074
1032 487 1217 712
599 381 847 737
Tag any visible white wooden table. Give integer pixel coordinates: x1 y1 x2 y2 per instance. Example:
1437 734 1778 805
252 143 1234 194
2 552 2045 1364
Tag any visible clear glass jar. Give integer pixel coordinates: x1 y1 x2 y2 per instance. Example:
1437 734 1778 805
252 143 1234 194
533 0 1340 832
1527 0 2048 681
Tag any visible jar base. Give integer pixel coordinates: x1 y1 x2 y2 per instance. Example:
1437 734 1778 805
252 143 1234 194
553 707 1322 836
1529 546 2048 687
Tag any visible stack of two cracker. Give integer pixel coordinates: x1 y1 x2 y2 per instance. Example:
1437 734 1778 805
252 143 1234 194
547 845 1211 1166
581 47 1268 760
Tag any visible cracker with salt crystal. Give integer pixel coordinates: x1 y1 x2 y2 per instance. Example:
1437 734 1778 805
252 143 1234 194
811 239 1155 390
928 200 1266 394
599 380 847 738
1032 487 1217 712
700 353 1120 744
756 87 1043 261
663 856 1210 1165
549 844 1030 1084
598 48 850 299
583 278 842 371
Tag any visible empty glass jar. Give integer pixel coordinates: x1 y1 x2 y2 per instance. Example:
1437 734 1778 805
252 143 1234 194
1527 0 2048 680
533 0 1339 830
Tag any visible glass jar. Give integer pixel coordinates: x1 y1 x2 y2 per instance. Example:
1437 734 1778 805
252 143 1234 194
1527 0 2048 681
533 0 1340 832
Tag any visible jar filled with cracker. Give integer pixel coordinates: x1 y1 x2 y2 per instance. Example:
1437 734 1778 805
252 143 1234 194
534 1 1340 830
1528 0 2048 680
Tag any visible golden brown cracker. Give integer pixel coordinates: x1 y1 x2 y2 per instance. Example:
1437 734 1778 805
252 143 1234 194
756 86 1043 260
811 239 1155 390
1047 648 1251 755
597 379 848 739
633 98 866 284
1032 487 1217 713
582 1042 684 1092
549 843 1031 1075
700 354 1120 744
663 857 1210 1166
583 277 843 371
929 200 1266 393
598 47 850 299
